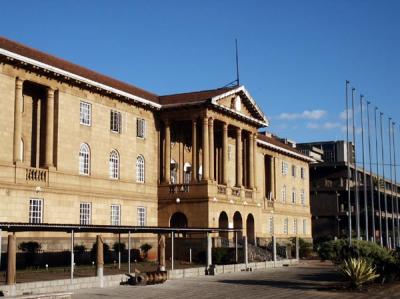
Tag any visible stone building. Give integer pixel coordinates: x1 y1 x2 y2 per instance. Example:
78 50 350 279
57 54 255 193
0 36 313 252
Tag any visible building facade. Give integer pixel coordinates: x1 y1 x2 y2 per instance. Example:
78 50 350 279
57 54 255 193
0 36 312 251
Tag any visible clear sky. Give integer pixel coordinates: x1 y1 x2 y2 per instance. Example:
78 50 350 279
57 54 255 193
1 0 399 169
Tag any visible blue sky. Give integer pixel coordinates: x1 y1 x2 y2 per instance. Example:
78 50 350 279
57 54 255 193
1 0 399 169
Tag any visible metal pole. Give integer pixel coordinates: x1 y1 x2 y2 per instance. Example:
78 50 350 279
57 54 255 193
171 231 174 270
375 108 383 246
243 236 248 267
235 232 238 263
380 112 389 247
70 230 74 282
189 248 192 263
128 231 131 274
295 236 299 260
360 95 369 241
0 228 2 270
366 101 376 242
272 235 277 267
207 232 212 270
388 118 396 248
346 80 352 244
393 123 399 246
118 233 121 270
351 87 361 240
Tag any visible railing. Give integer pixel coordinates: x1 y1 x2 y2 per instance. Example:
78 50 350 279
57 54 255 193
25 167 48 183
169 184 190 194
244 190 253 199
231 187 241 197
217 185 227 194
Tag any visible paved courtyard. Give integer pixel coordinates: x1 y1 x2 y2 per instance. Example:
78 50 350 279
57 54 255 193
72 261 400 299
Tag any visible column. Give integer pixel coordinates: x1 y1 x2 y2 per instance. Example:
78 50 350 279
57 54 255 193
236 128 242 187
191 119 197 182
13 78 23 164
96 235 104 278
45 88 55 168
202 117 209 181
209 118 214 181
164 120 171 183
35 98 41 168
222 123 228 185
206 232 212 270
249 133 254 189
243 235 248 266
271 157 275 199
253 133 257 190
6 234 16 285
158 234 166 271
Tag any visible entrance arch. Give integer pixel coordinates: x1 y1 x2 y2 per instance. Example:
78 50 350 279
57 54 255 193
233 211 243 240
246 214 255 245
170 212 188 228
218 211 229 239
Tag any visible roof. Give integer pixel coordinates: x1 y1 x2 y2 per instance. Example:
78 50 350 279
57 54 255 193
257 133 315 162
0 36 160 104
159 87 236 105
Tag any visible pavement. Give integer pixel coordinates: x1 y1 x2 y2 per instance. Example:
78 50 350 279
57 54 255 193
72 260 400 299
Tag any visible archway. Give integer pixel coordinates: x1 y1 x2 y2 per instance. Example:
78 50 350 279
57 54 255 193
246 214 255 245
218 211 229 239
233 211 243 240
170 212 188 228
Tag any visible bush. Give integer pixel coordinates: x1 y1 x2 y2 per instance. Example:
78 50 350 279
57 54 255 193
74 244 86 255
213 248 231 264
290 238 314 259
19 241 41 253
140 243 152 260
340 258 379 289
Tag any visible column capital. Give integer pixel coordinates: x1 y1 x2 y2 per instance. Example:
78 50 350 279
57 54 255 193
208 117 214 125
223 122 228 130
15 77 23 89
236 127 242 135
203 117 209 125
47 87 55 96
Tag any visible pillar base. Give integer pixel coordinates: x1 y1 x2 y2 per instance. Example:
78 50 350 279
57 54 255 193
205 265 216 275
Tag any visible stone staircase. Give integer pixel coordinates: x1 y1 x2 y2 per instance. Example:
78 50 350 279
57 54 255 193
248 243 273 262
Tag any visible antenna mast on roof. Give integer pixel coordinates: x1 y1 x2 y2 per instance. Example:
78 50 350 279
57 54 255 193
235 38 240 86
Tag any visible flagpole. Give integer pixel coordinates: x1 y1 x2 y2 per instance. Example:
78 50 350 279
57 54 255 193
360 95 368 241
388 118 395 248
366 101 376 242
352 87 361 240
346 81 352 244
392 123 399 246
375 108 383 246
380 112 389 247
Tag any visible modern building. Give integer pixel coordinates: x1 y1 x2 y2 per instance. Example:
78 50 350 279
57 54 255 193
298 140 400 246
0 36 313 253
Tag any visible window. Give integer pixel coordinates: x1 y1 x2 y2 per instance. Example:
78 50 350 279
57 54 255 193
170 160 178 184
80 202 91 225
111 204 121 225
184 162 192 184
136 155 145 183
281 185 287 203
80 101 91 126
110 110 121 133
137 118 146 138
300 167 305 179
300 190 305 206
291 165 296 177
303 219 307 234
268 216 274 234
29 198 43 223
292 189 296 204
137 207 146 226
20 139 24 161
281 161 288 175
109 150 120 179
79 143 90 175
293 218 298 234
283 218 288 235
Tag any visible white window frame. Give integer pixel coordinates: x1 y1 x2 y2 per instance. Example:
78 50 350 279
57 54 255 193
281 185 287 203
281 161 288 175
111 204 121 226
136 155 145 183
283 218 288 235
292 189 296 204
293 218 298 234
300 190 305 206
29 198 43 224
79 143 90 175
137 206 146 226
80 101 91 126
80 202 91 225
136 118 146 138
110 110 122 133
109 150 120 179
268 216 274 234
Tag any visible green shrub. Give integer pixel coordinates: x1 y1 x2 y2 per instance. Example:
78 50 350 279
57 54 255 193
19 241 41 253
113 242 126 252
140 243 152 260
74 244 86 255
213 248 231 264
340 258 379 289
290 238 314 259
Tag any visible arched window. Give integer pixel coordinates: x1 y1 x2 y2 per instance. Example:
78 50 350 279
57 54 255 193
184 162 191 184
79 143 90 175
170 160 177 184
109 150 119 179
136 155 145 183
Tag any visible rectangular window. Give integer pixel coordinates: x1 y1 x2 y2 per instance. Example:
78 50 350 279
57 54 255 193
281 161 288 175
300 167 305 179
137 118 146 138
281 186 286 203
293 218 298 234
110 110 121 133
268 216 274 234
291 165 296 177
284 218 288 235
137 207 146 226
111 204 121 225
300 190 305 206
303 219 307 234
292 189 296 204
29 198 43 223
80 202 91 225
80 101 91 126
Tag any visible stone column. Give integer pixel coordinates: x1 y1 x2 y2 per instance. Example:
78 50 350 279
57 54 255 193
209 118 214 181
6 234 16 285
35 98 41 168
222 123 228 185
236 128 242 187
191 119 197 182
271 157 275 199
253 134 257 190
45 88 55 168
164 120 171 183
96 235 104 278
202 117 209 181
13 78 23 164
249 133 255 189
158 234 166 271
243 235 248 266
